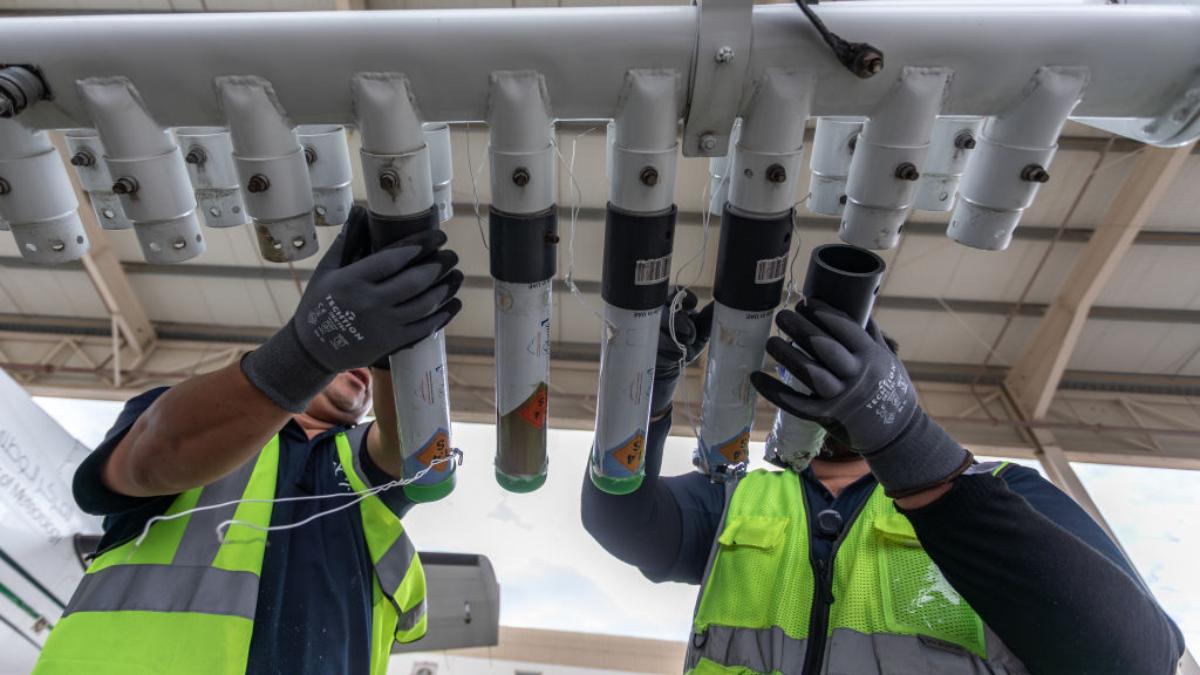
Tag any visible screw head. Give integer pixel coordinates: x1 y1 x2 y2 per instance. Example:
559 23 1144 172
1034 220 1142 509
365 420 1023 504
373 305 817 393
184 146 207 165
715 46 735 64
512 167 530 187
303 145 317 166
894 162 920 181
639 166 659 187
1021 164 1050 183
246 174 270 193
378 168 401 193
0 177 10 195
699 134 718 152
112 176 139 195
765 163 788 184
954 131 977 150
70 150 95 167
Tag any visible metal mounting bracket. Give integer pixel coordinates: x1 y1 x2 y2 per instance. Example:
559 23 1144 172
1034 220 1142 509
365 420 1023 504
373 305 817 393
681 0 754 158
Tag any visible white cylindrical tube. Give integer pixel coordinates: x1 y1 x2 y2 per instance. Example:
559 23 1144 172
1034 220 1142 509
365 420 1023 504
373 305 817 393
949 67 1089 251
298 124 354 227
696 69 811 477
423 122 453 223
63 129 132 231
0 119 88 264
807 117 863 216
590 70 680 495
488 70 556 493
217 75 318 262
839 67 951 250
175 126 249 229
78 77 203 264
913 116 983 212
494 279 552 492
352 71 458 503
696 301 773 473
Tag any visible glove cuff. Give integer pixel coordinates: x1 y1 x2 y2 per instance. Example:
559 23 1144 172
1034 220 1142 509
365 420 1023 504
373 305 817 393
862 412 973 498
650 375 680 419
242 321 336 413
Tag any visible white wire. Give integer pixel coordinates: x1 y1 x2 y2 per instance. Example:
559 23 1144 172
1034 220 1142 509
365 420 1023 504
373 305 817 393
134 451 461 548
464 121 488 250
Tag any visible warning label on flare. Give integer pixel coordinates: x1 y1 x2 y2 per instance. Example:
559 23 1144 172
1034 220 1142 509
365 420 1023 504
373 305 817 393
607 432 646 474
516 383 549 429
415 430 453 472
716 431 750 464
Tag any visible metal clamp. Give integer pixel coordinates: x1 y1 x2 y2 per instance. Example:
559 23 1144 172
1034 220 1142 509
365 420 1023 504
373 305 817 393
681 0 754 158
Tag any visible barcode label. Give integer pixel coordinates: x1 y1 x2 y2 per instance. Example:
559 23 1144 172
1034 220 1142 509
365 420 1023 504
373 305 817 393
755 255 788 284
634 255 672 286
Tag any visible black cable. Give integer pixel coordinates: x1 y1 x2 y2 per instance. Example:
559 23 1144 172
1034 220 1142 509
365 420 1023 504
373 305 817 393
794 0 885 79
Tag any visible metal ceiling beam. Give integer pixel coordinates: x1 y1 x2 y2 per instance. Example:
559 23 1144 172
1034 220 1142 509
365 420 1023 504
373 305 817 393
1005 143 1196 420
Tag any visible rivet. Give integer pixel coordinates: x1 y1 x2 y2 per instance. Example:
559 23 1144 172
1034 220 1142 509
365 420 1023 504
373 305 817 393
184 146 207 165
512 167 530 187
209 206 221 218
954 131 977 150
766 163 788 184
50 240 65 252
639 166 659 187
292 236 306 249
246 174 270 193
894 162 920 181
1020 164 1050 183
172 237 187 250
102 208 116 219
112 176 139 195
715 46 735 64
70 150 95 167
378 168 401 192
699 134 718 152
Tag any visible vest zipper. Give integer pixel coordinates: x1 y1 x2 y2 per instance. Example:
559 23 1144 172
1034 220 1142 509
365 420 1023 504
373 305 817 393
800 478 874 675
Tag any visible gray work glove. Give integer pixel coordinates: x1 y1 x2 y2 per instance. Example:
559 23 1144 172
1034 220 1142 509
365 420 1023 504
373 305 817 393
749 300 971 497
242 220 464 412
651 288 714 417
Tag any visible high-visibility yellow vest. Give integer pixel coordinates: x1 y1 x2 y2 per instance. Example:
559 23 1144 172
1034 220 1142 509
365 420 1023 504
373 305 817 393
686 468 1029 675
33 431 426 675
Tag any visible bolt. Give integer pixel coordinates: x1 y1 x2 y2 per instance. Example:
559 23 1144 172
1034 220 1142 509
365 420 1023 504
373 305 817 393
246 174 270 193
715 46 735 64
378 168 401 193
512 167 530 187
0 177 9 195
1020 164 1050 183
70 150 95 167
954 131 977 150
304 145 317 165
639 166 659 187
112 176 139 195
765 163 788 184
171 237 187 250
699 134 718 152
184 146 207 165
894 162 920 181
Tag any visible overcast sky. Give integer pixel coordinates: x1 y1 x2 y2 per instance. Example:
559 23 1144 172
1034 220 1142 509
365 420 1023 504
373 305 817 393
34 398 1199 654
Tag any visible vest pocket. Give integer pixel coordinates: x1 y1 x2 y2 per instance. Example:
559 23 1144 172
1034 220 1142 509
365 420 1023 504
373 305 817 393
697 515 791 633
872 515 987 659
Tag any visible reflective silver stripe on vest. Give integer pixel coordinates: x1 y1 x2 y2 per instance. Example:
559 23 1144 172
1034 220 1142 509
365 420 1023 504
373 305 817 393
396 598 425 632
64 564 258 620
172 457 259 567
825 629 1024 675
375 532 416 596
684 625 807 673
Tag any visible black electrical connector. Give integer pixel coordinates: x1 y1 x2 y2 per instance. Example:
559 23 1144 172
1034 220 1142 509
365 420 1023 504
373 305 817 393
0 65 48 118
794 0 885 79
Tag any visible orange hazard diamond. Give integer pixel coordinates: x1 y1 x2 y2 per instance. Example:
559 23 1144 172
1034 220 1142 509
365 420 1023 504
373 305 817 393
717 431 750 464
607 432 646 473
415 430 452 472
517 383 549 429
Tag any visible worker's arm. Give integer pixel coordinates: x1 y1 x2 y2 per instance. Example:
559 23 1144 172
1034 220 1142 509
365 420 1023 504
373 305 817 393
754 301 1184 673
97 207 462 499
901 467 1185 675
581 291 723 583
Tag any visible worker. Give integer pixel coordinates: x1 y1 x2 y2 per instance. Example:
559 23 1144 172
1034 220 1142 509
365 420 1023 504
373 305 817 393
33 206 464 675
582 291 1186 674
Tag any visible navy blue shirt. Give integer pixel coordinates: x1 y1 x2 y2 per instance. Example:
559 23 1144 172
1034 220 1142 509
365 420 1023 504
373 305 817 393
73 387 412 675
